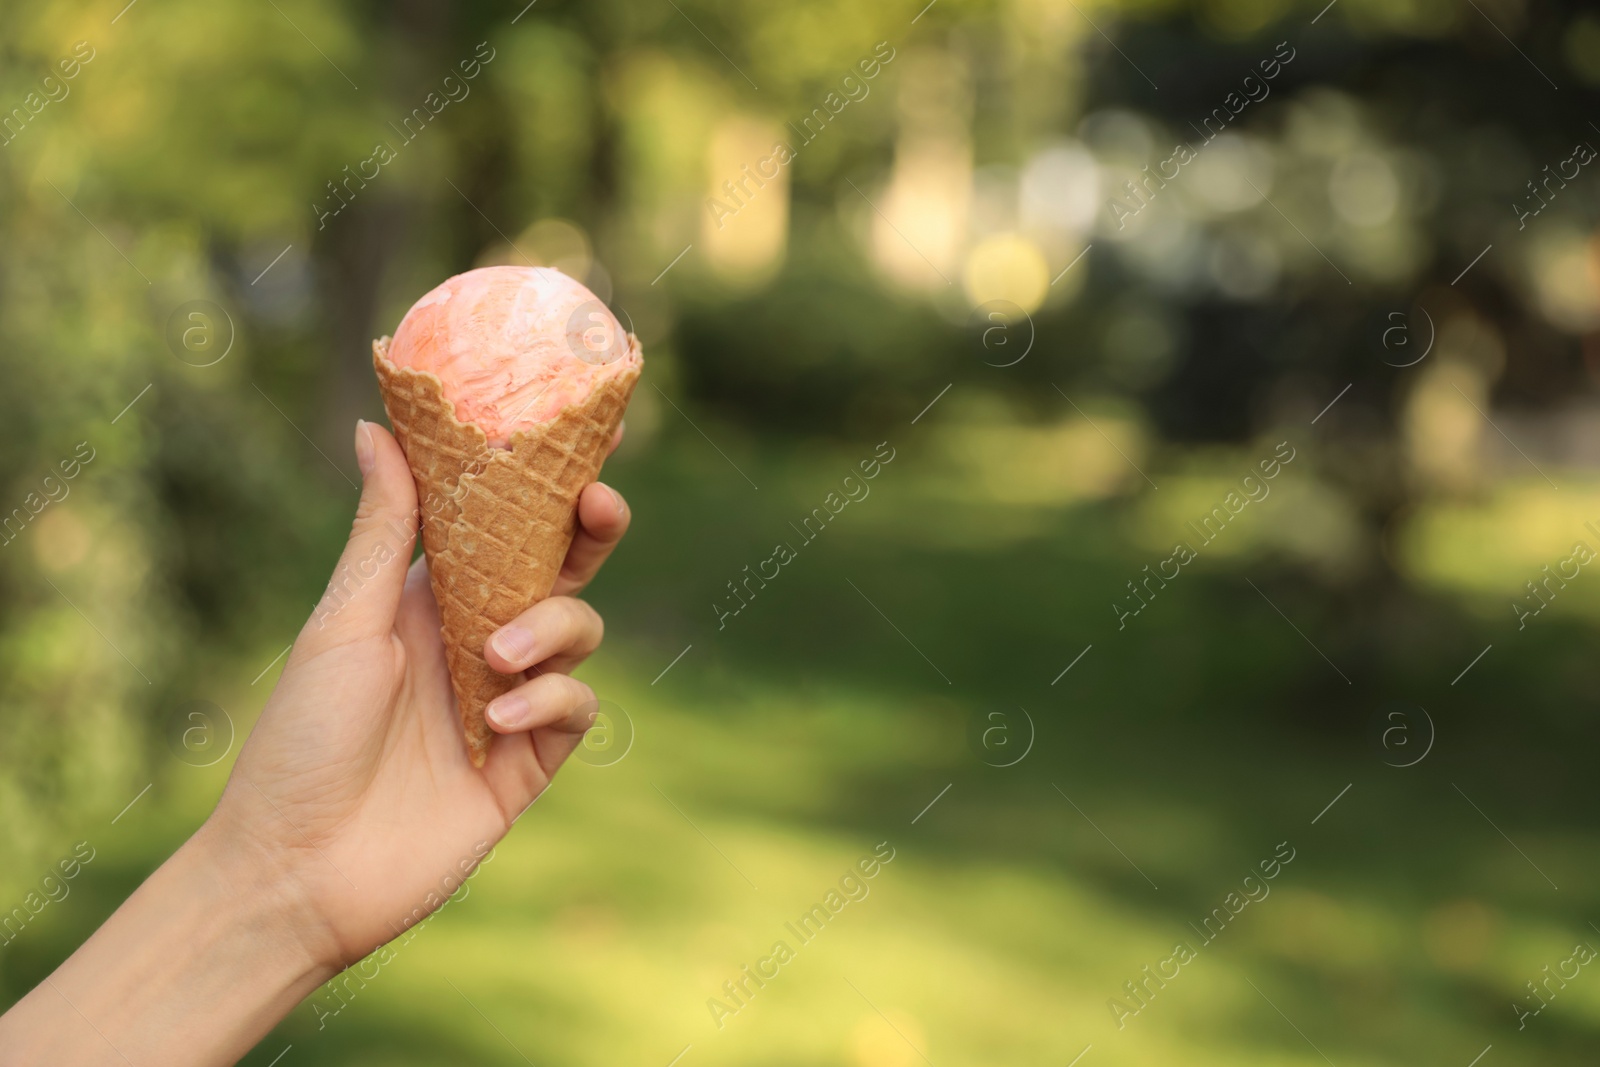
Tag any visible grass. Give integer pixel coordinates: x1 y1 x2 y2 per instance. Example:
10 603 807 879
5 425 1600 1066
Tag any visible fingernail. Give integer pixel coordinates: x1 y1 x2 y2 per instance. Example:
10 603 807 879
486 694 530 730
355 420 376 475
490 626 536 666
603 483 626 515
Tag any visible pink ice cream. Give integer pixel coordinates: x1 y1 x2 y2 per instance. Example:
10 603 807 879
385 265 637 448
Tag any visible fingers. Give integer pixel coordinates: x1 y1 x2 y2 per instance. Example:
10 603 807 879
527 723 589 783
481 591 606 787
607 420 626 457
551 482 630 597
301 422 418 650
483 596 603 676
483 673 597 735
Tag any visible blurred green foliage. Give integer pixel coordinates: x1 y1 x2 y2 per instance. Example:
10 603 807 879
4 0 1600 1063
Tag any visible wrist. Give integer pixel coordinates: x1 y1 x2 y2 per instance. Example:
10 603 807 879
189 809 346 982
0 818 340 1066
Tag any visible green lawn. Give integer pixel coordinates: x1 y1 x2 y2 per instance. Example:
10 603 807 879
6 423 1600 1066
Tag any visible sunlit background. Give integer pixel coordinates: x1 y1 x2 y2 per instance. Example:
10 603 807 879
5 0 1600 1062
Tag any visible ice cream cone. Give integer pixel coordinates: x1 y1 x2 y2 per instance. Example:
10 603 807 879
372 332 641 766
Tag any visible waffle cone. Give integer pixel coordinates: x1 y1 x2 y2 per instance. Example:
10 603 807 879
372 335 641 766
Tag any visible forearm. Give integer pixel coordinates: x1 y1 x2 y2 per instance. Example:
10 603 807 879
0 820 335 1067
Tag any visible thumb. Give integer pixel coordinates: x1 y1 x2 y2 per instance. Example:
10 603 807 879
301 420 419 648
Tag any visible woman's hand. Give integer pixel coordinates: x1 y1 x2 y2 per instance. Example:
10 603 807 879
0 419 630 1066
216 419 630 970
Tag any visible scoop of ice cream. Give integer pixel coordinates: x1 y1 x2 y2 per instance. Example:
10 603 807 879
385 265 636 448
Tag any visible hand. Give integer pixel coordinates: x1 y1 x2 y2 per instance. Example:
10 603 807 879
211 418 631 972
0 419 631 1065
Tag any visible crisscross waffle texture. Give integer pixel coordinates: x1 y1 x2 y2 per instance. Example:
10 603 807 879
373 334 640 765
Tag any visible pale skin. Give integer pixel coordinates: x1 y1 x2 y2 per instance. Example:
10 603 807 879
0 419 629 1065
